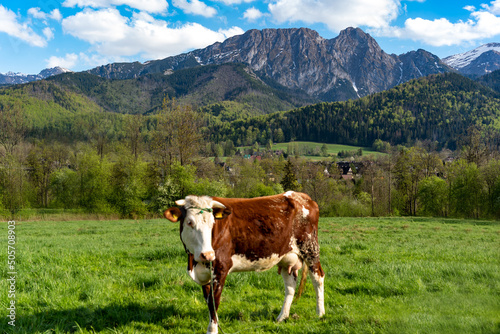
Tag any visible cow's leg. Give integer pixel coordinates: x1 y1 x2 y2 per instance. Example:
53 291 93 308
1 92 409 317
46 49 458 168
202 283 218 334
308 261 325 318
202 269 228 334
276 266 297 322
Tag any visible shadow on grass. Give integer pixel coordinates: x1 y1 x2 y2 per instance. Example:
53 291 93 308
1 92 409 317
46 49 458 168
14 302 183 333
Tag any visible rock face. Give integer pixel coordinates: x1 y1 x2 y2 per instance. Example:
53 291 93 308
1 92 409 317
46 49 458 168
443 43 500 76
90 27 450 101
190 27 450 100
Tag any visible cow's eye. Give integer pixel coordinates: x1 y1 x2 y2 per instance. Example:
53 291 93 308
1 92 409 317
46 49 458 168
186 220 194 228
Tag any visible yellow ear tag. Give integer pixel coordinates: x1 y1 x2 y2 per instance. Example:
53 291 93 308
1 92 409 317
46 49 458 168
214 212 223 219
172 214 178 221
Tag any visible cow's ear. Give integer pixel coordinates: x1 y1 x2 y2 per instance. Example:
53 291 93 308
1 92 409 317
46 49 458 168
213 207 231 220
164 207 182 222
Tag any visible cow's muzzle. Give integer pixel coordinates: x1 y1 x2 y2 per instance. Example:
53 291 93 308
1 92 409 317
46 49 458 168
199 251 216 262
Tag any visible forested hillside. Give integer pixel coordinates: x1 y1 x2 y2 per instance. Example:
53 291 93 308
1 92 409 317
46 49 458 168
209 73 500 149
45 63 314 115
477 69 500 93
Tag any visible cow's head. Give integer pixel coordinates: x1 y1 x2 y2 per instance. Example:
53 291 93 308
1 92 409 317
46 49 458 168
164 196 229 263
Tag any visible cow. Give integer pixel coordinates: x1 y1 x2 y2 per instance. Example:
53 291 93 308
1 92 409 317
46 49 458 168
164 191 325 334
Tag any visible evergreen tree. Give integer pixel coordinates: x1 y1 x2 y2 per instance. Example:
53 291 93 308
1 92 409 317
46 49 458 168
280 159 301 191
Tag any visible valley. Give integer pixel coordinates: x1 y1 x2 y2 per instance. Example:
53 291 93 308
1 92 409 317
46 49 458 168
1 27 500 220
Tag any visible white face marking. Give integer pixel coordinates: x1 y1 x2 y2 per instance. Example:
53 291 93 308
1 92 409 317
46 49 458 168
179 196 218 262
230 254 282 273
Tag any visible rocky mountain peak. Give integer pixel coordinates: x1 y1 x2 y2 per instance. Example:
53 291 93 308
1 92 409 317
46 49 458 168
85 27 453 101
443 43 500 75
0 66 72 85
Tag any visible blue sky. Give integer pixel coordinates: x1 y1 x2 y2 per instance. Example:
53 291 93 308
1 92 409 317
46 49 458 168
1 0 500 74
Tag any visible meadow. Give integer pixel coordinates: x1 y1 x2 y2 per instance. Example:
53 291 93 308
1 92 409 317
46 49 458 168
236 141 384 160
1 217 499 333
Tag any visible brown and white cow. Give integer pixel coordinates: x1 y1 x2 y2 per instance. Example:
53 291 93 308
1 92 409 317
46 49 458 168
164 191 325 334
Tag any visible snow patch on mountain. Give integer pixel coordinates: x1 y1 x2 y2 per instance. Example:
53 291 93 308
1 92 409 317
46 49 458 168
443 43 500 70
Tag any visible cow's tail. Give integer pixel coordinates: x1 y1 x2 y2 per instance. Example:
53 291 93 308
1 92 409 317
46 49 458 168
295 265 308 300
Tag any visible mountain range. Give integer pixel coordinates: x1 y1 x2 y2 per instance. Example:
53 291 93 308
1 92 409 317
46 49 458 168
0 66 71 85
85 27 453 101
2 27 499 103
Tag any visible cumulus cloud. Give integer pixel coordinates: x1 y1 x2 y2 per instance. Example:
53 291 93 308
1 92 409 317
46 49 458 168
376 2 500 46
268 0 400 31
62 8 128 44
243 7 263 21
172 0 217 17
214 0 255 4
482 0 500 14
62 0 168 14
46 53 79 68
0 5 47 47
62 8 244 59
28 8 62 21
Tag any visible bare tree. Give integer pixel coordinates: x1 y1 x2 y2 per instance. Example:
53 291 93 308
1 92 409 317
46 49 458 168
125 114 143 160
151 98 204 170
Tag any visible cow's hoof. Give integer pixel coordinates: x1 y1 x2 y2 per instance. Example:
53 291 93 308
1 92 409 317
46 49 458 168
276 314 288 323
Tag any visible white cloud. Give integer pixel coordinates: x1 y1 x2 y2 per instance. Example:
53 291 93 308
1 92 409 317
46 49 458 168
243 7 263 21
62 8 128 44
62 0 168 14
28 8 62 21
214 0 255 4
43 27 54 40
46 53 79 68
376 3 500 46
62 8 244 60
268 0 400 31
172 0 217 17
218 26 245 38
0 5 47 47
482 0 500 15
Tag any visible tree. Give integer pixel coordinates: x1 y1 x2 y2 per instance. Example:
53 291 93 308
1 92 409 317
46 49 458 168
480 158 500 218
151 97 204 170
109 153 148 218
320 144 328 157
460 125 488 166
81 111 115 160
418 176 448 216
27 143 58 208
280 159 301 191
0 101 25 156
394 147 426 215
447 159 482 218
0 153 27 215
125 114 143 160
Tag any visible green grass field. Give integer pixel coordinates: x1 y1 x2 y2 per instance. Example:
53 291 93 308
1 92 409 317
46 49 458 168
238 141 385 160
1 217 499 333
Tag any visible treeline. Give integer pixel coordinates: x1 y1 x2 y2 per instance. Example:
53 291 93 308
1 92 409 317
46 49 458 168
1 119 500 220
207 73 500 149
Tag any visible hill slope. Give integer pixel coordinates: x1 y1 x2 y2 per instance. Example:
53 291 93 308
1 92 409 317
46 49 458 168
46 63 314 115
477 69 500 93
209 73 500 148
